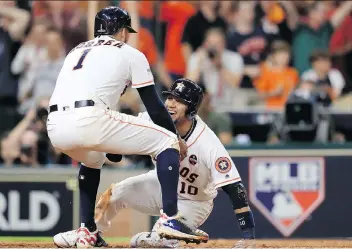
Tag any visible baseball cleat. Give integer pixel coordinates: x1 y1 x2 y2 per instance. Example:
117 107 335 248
130 231 179 248
53 230 77 248
53 227 108 248
234 238 256 248
76 225 98 248
156 212 209 244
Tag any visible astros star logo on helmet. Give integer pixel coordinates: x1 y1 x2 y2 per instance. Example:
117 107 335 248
175 83 185 92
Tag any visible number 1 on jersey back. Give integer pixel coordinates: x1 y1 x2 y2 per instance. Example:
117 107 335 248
73 49 92 70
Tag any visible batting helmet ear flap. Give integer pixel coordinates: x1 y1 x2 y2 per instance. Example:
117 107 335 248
186 92 203 118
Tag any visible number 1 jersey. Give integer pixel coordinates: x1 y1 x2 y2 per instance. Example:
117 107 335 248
49 35 154 110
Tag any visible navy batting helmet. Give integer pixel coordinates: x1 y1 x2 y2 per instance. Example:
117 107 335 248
94 6 137 38
162 78 204 117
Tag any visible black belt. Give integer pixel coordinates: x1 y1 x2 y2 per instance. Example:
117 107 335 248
49 100 95 113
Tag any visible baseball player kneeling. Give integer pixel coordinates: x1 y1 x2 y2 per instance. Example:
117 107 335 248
54 79 255 248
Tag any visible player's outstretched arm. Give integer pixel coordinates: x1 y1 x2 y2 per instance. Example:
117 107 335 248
137 85 177 135
207 138 255 242
131 50 187 160
137 85 188 160
130 50 177 135
222 182 255 240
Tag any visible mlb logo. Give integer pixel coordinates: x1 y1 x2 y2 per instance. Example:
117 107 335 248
249 157 325 237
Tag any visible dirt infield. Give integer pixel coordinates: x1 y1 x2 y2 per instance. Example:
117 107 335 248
1 239 352 248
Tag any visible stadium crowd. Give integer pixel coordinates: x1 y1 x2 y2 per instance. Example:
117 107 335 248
0 0 352 167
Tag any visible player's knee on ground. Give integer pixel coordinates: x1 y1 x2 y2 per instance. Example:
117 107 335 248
222 181 250 213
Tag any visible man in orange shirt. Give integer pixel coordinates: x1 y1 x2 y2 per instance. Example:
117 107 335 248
254 40 299 110
161 1 196 82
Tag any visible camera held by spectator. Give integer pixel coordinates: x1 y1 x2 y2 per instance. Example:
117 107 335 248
186 28 244 110
207 47 218 60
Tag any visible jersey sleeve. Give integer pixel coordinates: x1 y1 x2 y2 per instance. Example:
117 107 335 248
207 142 242 189
130 51 155 89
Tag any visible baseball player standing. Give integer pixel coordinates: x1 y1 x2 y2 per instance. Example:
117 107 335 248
53 79 256 248
47 7 206 248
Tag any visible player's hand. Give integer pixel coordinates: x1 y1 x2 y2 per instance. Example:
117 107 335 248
178 137 187 161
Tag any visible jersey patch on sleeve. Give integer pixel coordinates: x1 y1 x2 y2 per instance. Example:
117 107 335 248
215 157 232 173
189 154 198 166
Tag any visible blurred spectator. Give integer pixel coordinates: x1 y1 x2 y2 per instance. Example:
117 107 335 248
226 1 268 92
218 2 233 24
254 40 299 110
257 1 299 44
33 1 87 52
18 129 40 166
327 2 352 56
181 1 227 64
0 0 31 134
186 28 244 110
327 1 352 93
121 2 173 89
161 1 196 82
20 27 65 112
11 21 48 114
119 1 140 49
197 84 233 145
120 0 155 32
290 1 352 74
0 97 70 167
137 27 173 88
0 107 40 166
301 49 345 105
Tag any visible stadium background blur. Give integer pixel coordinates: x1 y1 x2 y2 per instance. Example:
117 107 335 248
1 0 352 241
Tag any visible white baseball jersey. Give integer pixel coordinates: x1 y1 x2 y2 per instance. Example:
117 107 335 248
49 35 154 110
46 35 177 168
138 112 241 201
95 113 241 231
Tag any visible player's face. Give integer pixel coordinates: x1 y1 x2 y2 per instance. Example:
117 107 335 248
165 96 188 122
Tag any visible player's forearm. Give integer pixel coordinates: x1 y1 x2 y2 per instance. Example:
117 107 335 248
137 85 177 135
222 182 255 239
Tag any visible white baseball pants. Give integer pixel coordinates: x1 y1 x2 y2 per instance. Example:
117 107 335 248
47 105 178 169
96 170 214 231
